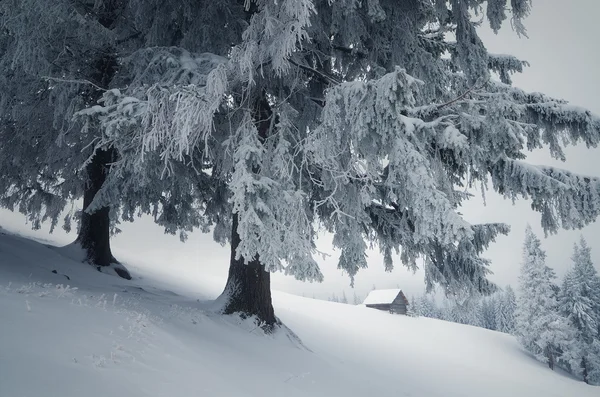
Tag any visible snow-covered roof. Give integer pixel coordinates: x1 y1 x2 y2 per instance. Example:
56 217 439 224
362 289 402 305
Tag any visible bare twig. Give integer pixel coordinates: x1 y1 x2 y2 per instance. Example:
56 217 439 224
288 59 341 86
436 78 490 109
41 76 106 92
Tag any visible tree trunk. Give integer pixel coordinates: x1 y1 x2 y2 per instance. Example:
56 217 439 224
220 93 276 330
76 148 131 280
221 213 277 329
582 357 589 384
545 346 555 370
72 28 130 278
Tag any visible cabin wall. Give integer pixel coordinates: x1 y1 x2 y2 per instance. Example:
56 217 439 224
365 303 407 315
389 303 407 314
391 293 409 314
365 304 392 312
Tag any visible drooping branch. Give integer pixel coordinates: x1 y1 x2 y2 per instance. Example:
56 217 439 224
288 58 341 86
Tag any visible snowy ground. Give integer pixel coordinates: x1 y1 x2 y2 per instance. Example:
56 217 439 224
0 227 596 397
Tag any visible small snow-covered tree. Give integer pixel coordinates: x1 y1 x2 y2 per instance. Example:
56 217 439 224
479 296 498 330
496 285 517 334
341 290 349 304
558 237 600 384
447 297 480 326
418 295 438 318
406 295 418 317
439 299 452 322
516 226 579 371
353 291 362 305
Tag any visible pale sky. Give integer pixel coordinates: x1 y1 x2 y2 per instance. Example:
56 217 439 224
2 0 600 302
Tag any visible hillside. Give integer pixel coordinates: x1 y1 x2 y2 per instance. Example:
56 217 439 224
0 227 596 397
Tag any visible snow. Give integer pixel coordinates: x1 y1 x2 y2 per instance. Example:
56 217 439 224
0 228 597 397
362 288 402 305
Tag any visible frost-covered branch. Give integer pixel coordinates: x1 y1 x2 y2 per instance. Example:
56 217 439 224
490 159 600 234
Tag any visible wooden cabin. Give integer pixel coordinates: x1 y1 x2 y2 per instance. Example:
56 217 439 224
362 289 409 315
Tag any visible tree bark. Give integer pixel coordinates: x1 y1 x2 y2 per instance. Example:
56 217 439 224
582 357 589 384
221 213 277 329
75 147 131 280
220 93 277 329
72 14 131 278
545 346 555 370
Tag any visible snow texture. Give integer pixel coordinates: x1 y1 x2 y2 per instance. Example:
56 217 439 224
0 229 598 397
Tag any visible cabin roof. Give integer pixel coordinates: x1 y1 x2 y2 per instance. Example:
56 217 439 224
362 289 404 305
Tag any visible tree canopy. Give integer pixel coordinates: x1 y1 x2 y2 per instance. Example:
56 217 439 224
2 0 600 324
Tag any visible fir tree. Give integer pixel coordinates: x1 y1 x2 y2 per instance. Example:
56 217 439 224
86 1 600 328
341 290 348 304
496 286 517 334
407 295 419 317
418 295 440 319
6 1 600 329
353 291 362 305
0 0 241 278
515 226 579 371
479 296 498 330
439 299 452 322
447 297 480 326
0 0 132 277
558 237 600 384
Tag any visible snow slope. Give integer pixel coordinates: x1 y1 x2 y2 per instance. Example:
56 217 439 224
0 228 596 397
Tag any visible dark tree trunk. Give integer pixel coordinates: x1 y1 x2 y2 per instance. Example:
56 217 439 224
221 213 276 328
582 357 589 384
220 93 276 329
545 347 555 370
75 148 130 280
72 6 130 279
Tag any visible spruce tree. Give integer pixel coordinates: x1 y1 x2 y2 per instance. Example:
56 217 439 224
0 0 240 278
6 1 600 329
418 295 437 318
558 237 600 384
515 226 579 371
0 0 132 277
479 296 498 330
353 291 362 305
341 290 348 304
448 297 480 326
406 295 417 317
496 286 517 334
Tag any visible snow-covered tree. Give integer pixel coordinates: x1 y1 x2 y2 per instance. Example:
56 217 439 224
0 1 239 278
353 291 362 305
6 1 600 330
515 226 579 371
558 237 600 384
0 0 130 276
341 290 349 304
478 296 498 330
445 297 481 326
418 294 441 319
496 285 517 334
407 295 419 317
421 288 518 331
